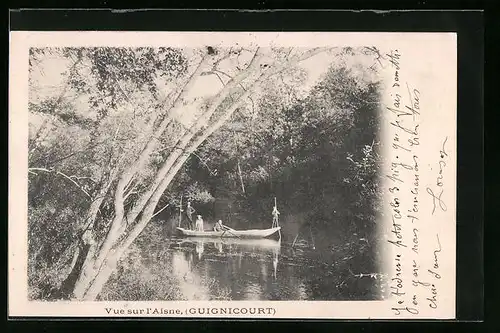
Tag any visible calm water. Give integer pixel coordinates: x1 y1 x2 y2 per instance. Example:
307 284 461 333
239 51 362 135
103 227 382 301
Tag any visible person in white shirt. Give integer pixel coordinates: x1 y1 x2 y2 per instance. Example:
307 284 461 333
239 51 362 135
195 215 204 232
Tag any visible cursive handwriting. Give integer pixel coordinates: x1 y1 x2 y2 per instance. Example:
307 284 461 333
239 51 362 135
426 187 447 215
391 254 406 297
388 215 407 248
440 136 448 159
405 83 421 122
436 137 448 186
387 49 401 70
412 228 419 254
427 284 439 309
391 253 420 315
427 137 449 214
392 306 419 315
385 57 428 317
433 234 441 270
428 234 442 280
391 121 419 136
387 50 401 88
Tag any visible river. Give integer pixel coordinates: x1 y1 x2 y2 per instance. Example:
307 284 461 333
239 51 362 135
99 219 384 301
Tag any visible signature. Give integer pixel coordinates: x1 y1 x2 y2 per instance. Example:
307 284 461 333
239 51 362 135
436 137 448 186
426 187 447 215
427 137 449 214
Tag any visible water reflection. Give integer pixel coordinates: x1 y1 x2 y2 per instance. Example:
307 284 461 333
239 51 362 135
179 237 282 253
195 240 205 259
171 250 210 300
104 230 382 301
272 251 278 280
169 237 283 300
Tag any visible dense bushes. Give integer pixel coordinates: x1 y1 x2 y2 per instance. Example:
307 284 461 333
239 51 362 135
188 65 383 247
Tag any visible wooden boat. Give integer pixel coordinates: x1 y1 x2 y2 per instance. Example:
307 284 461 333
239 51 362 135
176 226 281 239
176 237 282 250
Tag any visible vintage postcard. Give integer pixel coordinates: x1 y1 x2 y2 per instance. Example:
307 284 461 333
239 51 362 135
9 31 456 319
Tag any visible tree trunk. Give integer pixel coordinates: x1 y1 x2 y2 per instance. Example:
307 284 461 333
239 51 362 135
90 56 210 271
77 59 290 299
125 50 264 224
237 160 246 193
79 249 121 301
70 48 334 301
57 245 87 298
71 242 99 299
53 178 112 299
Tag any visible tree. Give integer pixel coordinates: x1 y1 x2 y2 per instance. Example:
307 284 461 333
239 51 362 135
28 45 345 300
189 57 382 233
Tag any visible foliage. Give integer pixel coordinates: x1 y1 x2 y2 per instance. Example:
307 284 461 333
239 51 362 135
190 62 383 245
27 47 189 299
27 45 383 300
99 223 184 301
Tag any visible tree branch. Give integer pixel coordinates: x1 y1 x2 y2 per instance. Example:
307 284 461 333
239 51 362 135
124 48 263 224
151 203 170 218
213 72 226 87
46 139 109 165
123 176 137 196
93 55 212 271
56 171 91 198
204 69 249 96
191 151 217 176
28 167 91 199
211 49 234 70
91 46 337 290
124 186 138 201
266 47 338 80
213 69 233 79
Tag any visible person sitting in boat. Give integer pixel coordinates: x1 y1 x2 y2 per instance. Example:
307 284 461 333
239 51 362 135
214 219 224 232
195 215 204 232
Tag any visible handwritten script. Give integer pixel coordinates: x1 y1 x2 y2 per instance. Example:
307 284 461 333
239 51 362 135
381 49 448 316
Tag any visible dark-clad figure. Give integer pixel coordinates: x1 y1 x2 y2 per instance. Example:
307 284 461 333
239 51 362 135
186 200 196 230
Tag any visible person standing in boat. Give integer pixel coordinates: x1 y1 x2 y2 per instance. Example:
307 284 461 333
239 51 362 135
195 215 204 232
272 205 280 228
186 200 196 230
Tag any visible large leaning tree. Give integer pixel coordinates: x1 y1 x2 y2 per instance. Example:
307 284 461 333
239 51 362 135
28 45 377 301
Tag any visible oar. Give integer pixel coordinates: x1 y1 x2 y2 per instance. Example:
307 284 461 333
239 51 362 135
221 225 240 238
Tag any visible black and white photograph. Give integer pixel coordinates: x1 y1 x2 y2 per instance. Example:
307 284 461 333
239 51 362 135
10 31 457 319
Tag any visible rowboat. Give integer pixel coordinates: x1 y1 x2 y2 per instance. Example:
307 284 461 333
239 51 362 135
176 226 281 239
176 237 282 250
